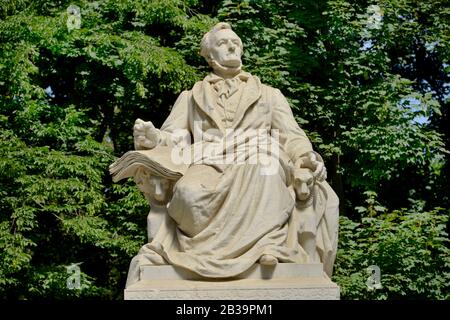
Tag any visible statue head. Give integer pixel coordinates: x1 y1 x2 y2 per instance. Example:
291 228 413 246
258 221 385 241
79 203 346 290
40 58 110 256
200 22 243 76
135 168 172 204
293 168 314 202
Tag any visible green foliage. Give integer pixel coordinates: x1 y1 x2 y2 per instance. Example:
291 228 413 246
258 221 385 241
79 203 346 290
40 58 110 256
0 0 449 300
216 1 448 210
27 265 107 299
0 0 203 299
334 198 450 300
0 115 148 298
218 0 306 90
315 1 447 198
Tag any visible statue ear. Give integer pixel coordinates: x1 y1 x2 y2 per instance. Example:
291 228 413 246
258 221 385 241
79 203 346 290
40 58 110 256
205 53 214 67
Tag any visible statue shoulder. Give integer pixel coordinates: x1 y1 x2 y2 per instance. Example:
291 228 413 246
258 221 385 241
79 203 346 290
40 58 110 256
258 82 284 99
179 78 206 97
194 79 204 88
186 79 205 95
172 89 194 108
243 73 275 92
260 83 277 92
248 74 279 94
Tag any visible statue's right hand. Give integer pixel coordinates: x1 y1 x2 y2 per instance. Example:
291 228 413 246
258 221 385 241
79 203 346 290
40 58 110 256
133 118 160 150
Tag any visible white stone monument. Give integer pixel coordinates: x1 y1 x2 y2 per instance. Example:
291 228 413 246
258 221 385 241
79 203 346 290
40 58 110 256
110 22 340 300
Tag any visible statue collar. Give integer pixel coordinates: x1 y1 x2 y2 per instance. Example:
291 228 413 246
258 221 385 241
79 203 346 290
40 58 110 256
192 71 261 132
205 71 251 84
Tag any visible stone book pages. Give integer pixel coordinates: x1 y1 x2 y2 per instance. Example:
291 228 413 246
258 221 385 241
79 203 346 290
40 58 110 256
109 146 188 182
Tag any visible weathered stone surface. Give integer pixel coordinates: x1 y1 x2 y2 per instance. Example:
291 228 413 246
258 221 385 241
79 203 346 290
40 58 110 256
111 23 340 297
125 263 339 300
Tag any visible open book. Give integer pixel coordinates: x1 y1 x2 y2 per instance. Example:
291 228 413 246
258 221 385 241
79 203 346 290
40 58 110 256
109 146 188 182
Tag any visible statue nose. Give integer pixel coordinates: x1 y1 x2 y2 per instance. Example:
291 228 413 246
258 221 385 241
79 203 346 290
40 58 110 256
300 183 309 196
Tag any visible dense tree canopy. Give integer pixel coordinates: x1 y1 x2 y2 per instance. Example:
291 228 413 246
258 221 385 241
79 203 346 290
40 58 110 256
1 0 449 299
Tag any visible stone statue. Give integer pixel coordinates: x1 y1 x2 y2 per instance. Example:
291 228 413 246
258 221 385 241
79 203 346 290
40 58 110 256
134 168 173 243
112 22 339 289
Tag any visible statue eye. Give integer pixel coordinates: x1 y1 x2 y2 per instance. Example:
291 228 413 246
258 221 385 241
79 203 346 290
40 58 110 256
307 179 313 185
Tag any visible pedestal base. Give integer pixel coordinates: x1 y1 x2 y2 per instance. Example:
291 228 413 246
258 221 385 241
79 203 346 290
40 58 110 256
124 263 340 300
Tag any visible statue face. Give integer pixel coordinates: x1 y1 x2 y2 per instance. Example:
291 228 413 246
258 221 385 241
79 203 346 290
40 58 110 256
209 29 242 68
149 176 171 202
293 168 314 201
135 169 172 203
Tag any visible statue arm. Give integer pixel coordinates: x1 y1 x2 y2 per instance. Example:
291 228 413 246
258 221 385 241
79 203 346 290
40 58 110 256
270 88 314 163
158 90 192 147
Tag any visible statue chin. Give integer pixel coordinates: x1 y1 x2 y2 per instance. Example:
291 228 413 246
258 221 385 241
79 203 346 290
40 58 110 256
210 59 242 77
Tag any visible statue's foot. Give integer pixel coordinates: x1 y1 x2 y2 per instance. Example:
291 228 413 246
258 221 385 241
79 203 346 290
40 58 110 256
259 254 278 266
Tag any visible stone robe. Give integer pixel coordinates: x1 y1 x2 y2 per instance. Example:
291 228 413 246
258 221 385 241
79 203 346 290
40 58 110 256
125 72 337 287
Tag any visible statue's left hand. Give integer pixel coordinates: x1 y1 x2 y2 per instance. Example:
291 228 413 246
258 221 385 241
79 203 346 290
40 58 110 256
295 152 327 182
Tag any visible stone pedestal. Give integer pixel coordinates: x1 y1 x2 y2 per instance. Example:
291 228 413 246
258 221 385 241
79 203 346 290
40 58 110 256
124 263 340 300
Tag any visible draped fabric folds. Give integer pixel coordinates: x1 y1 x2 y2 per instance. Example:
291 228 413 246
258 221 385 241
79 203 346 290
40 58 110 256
124 72 339 288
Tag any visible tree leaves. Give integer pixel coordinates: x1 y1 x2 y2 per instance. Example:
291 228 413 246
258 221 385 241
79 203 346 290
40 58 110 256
0 0 448 299
334 207 450 299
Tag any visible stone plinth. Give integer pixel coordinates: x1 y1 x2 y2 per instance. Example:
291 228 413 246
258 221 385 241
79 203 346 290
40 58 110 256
124 263 340 300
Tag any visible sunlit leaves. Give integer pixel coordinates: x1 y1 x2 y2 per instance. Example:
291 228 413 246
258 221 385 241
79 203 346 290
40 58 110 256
1 0 215 299
334 207 450 299
1 0 448 300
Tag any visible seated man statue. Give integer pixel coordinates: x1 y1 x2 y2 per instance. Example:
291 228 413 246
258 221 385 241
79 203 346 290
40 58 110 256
113 22 339 288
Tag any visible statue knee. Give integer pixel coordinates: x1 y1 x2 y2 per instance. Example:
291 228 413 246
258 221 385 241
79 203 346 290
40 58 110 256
173 178 205 203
